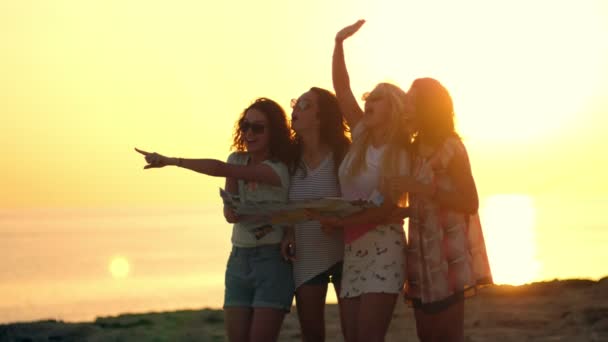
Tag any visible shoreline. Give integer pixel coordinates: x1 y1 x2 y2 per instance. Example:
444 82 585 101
1 278 606 341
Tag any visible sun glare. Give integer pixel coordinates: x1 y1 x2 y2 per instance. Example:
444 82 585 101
480 194 540 285
366 0 605 143
109 256 130 279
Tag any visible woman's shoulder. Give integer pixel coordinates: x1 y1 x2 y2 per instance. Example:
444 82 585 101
436 135 469 167
262 158 291 186
442 135 467 155
263 157 289 169
227 151 248 164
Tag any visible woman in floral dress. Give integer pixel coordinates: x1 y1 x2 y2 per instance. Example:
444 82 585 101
392 78 493 342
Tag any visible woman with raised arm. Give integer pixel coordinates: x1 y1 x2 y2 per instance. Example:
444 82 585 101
392 78 493 342
136 97 296 342
280 87 350 341
311 19 412 342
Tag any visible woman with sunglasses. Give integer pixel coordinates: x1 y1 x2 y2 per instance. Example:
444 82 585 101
280 87 350 341
136 97 296 342
306 20 412 342
391 78 493 342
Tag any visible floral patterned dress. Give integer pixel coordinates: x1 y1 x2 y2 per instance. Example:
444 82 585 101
404 137 493 312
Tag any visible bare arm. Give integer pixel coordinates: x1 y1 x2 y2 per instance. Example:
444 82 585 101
135 148 282 186
176 159 282 186
224 174 238 196
390 153 479 214
438 153 479 214
223 175 239 223
333 20 365 128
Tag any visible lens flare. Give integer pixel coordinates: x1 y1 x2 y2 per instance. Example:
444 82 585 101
481 194 540 285
109 256 130 279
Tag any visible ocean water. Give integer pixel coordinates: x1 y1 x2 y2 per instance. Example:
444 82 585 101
1 196 606 323
0 206 231 323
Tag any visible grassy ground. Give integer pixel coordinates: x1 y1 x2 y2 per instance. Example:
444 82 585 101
1 278 606 342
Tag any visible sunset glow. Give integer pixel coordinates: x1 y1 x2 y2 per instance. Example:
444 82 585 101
481 194 540 285
2 0 606 208
1 0 607 324
109 257 130 279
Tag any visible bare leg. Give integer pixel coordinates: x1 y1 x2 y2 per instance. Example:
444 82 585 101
357 293 398 342
340 296 360 342
436 300 464 342
249 307 286 342
224 307 252 342
332 281 347 340
295 284 329 342
414 309 436 342
414 299 464 342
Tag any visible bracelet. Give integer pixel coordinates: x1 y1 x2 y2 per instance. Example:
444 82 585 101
177 158 183 167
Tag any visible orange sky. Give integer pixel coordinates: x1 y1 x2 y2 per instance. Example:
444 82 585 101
1 0 607 208
1 0 608 290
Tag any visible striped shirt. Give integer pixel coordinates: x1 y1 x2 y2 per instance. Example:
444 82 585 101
289 154 344 288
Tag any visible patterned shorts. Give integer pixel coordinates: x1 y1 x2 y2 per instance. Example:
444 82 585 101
340 224 406 298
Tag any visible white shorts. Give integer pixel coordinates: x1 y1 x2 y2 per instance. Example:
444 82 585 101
340 224 407 298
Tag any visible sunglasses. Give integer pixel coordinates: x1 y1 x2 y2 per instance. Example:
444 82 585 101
290 98 312 111
239 121 266 135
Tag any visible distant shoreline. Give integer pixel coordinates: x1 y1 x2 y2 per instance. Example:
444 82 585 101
1 278 606 341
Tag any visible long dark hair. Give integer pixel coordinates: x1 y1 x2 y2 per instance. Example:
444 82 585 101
410 78 458 146
293 87 351 177
231 97 296 171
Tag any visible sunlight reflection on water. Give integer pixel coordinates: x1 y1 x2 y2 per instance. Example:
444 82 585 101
480 194 541 285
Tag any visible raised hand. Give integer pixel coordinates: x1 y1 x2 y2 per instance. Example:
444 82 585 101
335 19 365 43
134 147 173 169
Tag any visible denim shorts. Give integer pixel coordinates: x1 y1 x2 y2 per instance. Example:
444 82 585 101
224 244 295 312
302 262 343 286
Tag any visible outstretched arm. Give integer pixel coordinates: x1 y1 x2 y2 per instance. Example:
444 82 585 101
333 20 365 128
135 148 282 186
223 176 239 223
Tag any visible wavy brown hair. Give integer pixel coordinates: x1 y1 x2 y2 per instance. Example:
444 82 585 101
409 78 458 146
293 87 351 177
231 97 296 172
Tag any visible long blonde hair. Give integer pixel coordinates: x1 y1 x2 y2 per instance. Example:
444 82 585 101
341 82 411 205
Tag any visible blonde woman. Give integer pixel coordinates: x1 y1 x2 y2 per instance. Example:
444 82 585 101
310 20 412 342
